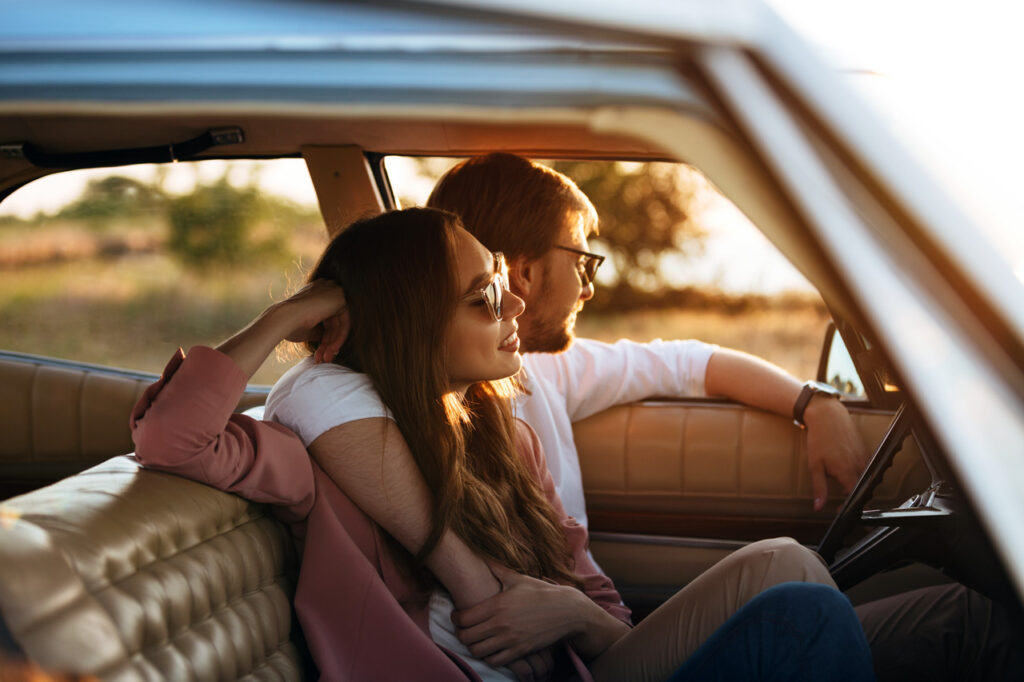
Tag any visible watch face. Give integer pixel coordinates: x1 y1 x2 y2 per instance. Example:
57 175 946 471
809 380 842 396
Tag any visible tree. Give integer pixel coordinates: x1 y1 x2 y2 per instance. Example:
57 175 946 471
56 175 167 226
167 177 259 267
548 161 710 297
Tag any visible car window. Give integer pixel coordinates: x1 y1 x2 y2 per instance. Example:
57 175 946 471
824 330 866 398
0 159 324 385
385 156 836 382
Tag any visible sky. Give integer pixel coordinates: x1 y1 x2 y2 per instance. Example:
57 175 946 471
766 0 1024 280
3 1 1021 291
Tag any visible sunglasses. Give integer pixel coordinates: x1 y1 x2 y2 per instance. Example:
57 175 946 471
554 245 605 285
462 252 509 321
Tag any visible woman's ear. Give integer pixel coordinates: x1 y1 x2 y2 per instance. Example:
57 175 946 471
507 257 535 298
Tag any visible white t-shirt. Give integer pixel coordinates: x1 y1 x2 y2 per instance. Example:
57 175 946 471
517 338 716 529
265 359 514 681
265 357 391 446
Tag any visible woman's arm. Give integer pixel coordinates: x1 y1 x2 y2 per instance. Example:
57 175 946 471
221 281 501 604
453 566 629 665
131 281 348 516
215 279 349 376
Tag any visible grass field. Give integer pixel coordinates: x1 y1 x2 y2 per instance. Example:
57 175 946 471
1 226 830 385
576 304 829 381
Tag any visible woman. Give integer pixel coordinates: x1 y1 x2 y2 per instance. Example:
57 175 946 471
133 208 873 681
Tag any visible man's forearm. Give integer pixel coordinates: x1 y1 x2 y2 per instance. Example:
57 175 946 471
704 347 870 509
704 347 802 417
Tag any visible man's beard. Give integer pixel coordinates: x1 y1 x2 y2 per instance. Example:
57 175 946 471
520 306 579 354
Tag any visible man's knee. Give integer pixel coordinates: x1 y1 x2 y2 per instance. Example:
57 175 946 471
743 537 833 584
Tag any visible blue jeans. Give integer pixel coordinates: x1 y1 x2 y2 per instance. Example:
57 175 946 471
668 582 875 682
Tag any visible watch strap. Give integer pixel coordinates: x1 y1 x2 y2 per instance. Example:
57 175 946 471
793 381 839 427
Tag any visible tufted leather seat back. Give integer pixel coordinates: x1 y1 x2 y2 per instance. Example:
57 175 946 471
0 351 269 498
0 455 307 681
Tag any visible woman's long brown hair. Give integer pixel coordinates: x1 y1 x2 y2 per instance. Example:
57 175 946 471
307 208 580 586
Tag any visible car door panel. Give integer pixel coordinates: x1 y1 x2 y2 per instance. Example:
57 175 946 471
0 351 269 498
576 401 927 614
574 400 926 543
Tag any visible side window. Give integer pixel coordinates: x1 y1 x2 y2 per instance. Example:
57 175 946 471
0 160 324 384
385 156 833 381
823 330 866 398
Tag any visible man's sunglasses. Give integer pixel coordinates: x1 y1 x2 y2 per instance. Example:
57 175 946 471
462 252 509 321
555 245 605 285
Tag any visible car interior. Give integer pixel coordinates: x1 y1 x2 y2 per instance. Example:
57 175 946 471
1 0 1021 669
3 109 1010 678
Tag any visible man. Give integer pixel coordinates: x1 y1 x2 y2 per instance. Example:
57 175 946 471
426 152 1023 682
426 152 867 526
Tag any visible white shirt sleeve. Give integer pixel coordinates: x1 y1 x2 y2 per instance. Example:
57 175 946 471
523 337 717 423
265 357 393 447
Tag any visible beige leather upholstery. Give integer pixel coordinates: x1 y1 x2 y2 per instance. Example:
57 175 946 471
0 352 268 492
577 402 928 604
0 456 305 681
574 401 926 518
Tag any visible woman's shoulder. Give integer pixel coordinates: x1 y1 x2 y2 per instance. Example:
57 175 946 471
265 357 392 446
270 357 373 398
512 418 545 472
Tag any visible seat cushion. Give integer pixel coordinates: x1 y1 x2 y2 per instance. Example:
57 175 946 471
0 456 306 681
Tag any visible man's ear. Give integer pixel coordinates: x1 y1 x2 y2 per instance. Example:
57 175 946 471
508 257 537 298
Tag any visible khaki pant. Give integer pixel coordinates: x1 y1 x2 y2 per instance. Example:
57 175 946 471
588 537 836 682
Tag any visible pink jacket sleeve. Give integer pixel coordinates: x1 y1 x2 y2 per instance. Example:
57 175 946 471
130 346 315 522
514 420 632 626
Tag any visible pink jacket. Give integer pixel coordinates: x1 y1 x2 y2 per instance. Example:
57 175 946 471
131 346 630 682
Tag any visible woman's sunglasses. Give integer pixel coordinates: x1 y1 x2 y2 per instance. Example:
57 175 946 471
555 245 605 285
462 252 509 321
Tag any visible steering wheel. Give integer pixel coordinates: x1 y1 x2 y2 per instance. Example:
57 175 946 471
817 404 960 590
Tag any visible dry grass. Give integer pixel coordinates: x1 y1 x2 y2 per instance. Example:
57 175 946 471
576 305 830 380
2 229 830 385
0 244 322 385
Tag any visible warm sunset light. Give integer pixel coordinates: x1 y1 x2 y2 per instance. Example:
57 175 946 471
769 0 1024 281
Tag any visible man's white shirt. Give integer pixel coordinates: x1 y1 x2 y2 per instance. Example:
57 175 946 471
517 337 716 529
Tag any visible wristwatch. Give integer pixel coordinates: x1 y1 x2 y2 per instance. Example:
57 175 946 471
792 380 841 428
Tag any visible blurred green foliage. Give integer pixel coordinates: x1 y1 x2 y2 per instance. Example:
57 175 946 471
57 176 168 226
6 170 319 269
168 177 259 266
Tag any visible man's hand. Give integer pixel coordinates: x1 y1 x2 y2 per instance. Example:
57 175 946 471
803 395 870 511
704 348 872 511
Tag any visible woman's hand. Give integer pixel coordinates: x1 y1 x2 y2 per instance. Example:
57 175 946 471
214 279 347 378
452 568 576 680
276 279 349 363
452 564 627 672
505 649 555 682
